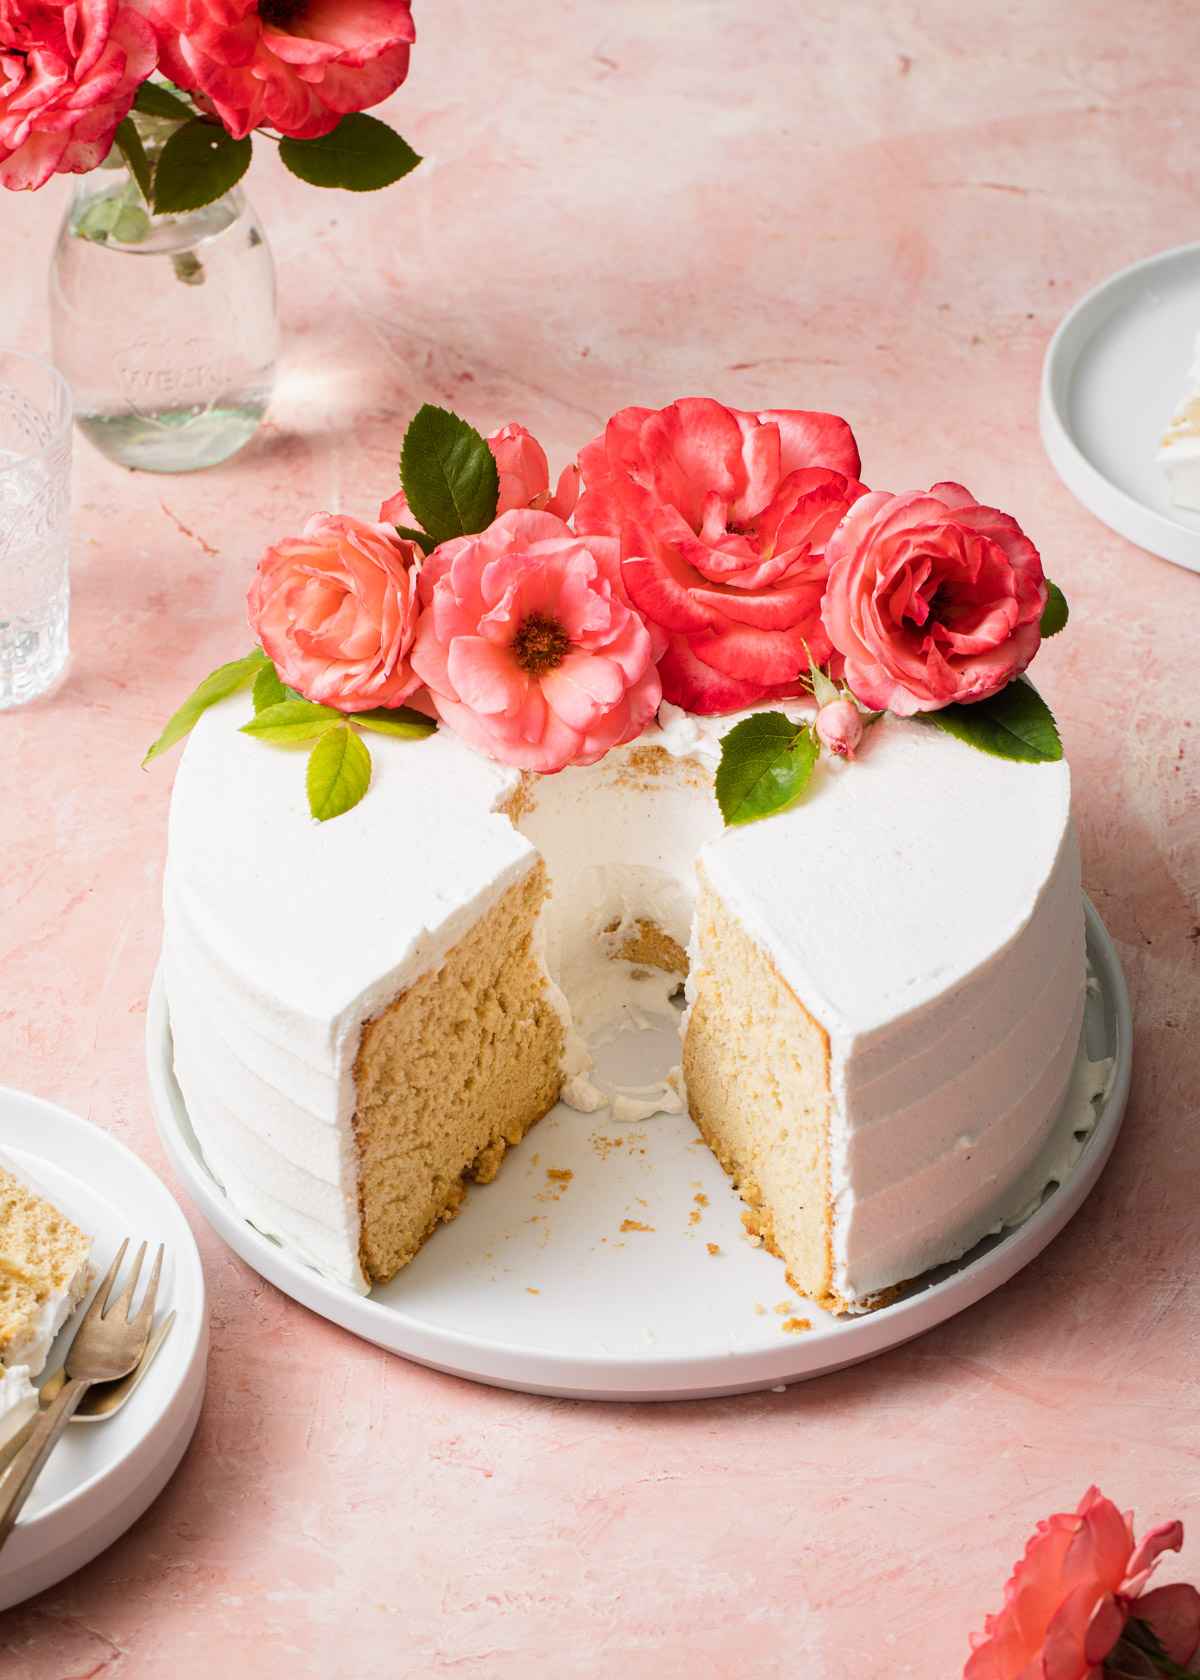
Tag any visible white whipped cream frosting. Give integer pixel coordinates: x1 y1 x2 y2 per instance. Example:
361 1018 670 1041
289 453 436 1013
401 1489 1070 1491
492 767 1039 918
1158 329 1200 510
163 692 1084 1309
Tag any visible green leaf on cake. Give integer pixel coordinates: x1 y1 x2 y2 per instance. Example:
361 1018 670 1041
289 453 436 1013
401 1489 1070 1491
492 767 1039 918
143 648 268 767
393 523 437 556
114 117 153 205
925 680 1063 763
152 118 251 214
715 712 820 826
252 662 288 712
1040 580 1069 639
278 114 422 193
133 80 196 122
352 705 437 737
307 724 372 820
240 699 346 743
399 404 500 546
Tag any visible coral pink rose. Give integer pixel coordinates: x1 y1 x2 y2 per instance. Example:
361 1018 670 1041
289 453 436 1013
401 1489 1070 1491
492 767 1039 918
144 0 414 140
965 1487 1200 1680
0 0 156 190
379 422 579 529
247 512 423 711
574 398 867 715
411 508 661 773
821 481 1046 717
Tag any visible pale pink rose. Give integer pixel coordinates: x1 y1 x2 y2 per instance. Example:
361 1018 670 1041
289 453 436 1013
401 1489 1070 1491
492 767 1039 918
965 1487 1200 1680
0 0 156 190
814 698 862 760
379 422 579 529
410 508 661 773
247 512 423 711
574 398 867 715
144 0 414 141
821 482 1046 717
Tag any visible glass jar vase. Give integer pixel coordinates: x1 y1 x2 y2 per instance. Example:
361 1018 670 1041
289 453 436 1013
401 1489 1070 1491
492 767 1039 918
49 149 278 474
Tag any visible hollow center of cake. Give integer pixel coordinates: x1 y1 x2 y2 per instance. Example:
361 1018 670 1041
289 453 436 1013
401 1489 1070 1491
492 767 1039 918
513 750 723 1120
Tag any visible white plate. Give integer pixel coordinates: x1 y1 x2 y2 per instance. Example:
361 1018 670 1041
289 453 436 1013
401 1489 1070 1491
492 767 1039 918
147 898 1128 1403
1040 240 1200 571
0 1090 207 1611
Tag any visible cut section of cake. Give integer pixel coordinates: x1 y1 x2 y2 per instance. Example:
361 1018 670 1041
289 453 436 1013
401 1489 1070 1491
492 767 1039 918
0 1151 94 1447
1158 330 1200 509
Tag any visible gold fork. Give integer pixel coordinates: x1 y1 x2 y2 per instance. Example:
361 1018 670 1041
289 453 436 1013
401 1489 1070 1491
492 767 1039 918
0 1239 163 1551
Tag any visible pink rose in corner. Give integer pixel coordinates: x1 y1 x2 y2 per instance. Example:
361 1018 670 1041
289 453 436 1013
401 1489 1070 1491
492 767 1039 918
965 1487 1200 1680
144 0 415 141
821 481 1046 717
379 422 579 528
574 398 867 715
411 508 661 773
0 0 156 191
248 513 423 711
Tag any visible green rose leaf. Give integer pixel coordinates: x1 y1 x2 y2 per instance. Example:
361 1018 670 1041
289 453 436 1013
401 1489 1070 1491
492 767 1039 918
144 648 268 767
399 404 500 545
240 699 346 743
152 118 252 214
307 724 372 821
277 114 422 193
1040 580 1069 639
252 662 288 712
393 523 437 556
114 117 152 204
352 705 437 738
715 712 820 826
925 680 1062 763
134 81 196 122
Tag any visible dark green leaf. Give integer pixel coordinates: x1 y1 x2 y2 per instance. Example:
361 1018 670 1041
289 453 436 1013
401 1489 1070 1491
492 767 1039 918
715 712 819 826
925 680 1062 763
252 661 288 712
134 81 196 122
144 649 267 766
152 118 251 214
352 705 437 737
307 725 372 820
240 699 345 743
393 523 436 556
278 113 421 192
399 404 499 545
1040 579 1069 639
114 117 152 204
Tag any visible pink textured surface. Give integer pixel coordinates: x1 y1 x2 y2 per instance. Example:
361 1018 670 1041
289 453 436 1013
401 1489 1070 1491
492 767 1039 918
2 3 1199 1673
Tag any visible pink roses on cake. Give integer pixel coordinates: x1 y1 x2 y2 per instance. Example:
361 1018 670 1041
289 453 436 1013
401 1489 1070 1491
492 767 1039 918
575 398 867 714
411 509 661 772
820 481 1046 716
143 0 415 140
248 513 423 710
380 423 579 529
965 1488 1200 1680
0 0 156 189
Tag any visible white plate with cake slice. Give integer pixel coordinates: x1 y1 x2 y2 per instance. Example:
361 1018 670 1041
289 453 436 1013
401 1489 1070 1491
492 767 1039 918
0 1089 207 1610
1040 238 1200 571
145 897 1129 1403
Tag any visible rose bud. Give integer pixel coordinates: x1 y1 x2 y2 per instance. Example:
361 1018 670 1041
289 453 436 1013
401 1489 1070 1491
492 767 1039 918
814 698 863 759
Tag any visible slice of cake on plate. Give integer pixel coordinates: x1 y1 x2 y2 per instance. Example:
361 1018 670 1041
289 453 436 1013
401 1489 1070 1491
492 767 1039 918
1158 331 1200 509
0 1152 94 1448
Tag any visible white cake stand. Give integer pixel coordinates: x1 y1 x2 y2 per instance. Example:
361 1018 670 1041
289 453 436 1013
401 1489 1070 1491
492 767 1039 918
146 898 1129 1403
0 1089 208 1611
1040 239 1200 572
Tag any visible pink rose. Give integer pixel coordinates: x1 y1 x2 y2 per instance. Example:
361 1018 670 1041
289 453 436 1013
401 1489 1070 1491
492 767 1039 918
965 1488 1200 1680
814 697 862 760
379 422 579 528
821 481 1046 717
247 512 423 711
144 0 414 141
0 0 156 190
574 398 867 715
410 508 661 773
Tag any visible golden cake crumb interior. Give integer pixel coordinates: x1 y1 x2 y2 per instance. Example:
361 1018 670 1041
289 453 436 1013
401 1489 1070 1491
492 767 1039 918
0 1161 93 1365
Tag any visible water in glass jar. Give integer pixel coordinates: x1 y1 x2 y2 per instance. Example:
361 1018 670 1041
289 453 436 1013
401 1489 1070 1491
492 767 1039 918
50 177 277 473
